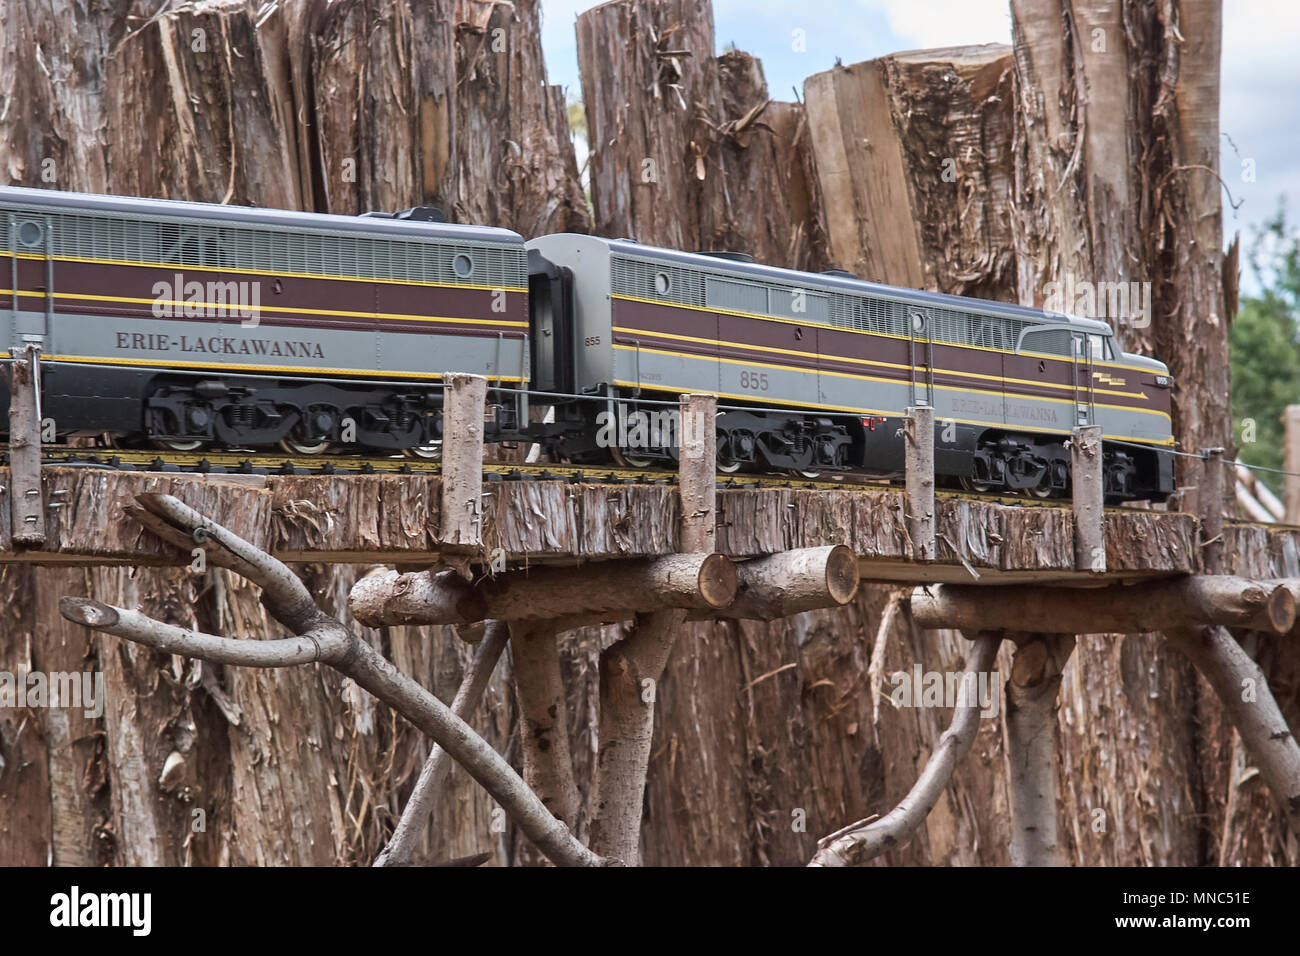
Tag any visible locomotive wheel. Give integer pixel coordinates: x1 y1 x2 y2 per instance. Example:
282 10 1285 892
610 446 655 469
279 437 331 456
153 438 207 453
792 468 822 480
959 476 994 494
404 441 443 460
717 459 743 474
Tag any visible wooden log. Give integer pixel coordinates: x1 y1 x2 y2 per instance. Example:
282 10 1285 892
803 45 1016 298
1285 406 1300 524
1071 425 1104 573
910 577 1296 635
712 545 859 621
712 50 825 269
7 347 44 548
905 406 935 561
576 0 721 251
349 552 738 627
1003 632 1075 866
509 621 579 827
439 373 487 551
679 392 717 553
1202 448 1226 573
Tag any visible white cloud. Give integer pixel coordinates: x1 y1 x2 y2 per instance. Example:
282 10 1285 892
856 0 1010 49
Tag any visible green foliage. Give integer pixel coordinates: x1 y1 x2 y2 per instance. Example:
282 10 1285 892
566 92 586 141
1230 202 1300 482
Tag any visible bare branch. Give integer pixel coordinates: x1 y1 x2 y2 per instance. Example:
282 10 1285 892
1168 626 1300 833
808 632 1002 866
373 621 510 867
135 493 322 633
61 500 606 867
59 598 343 667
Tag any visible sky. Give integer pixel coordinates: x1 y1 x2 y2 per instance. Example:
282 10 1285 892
539 0 1300 273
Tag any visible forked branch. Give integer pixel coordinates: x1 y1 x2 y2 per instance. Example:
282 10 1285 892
61 494 604 868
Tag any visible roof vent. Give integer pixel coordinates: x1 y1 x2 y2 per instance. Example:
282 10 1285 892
821 268 857 279
699 250 755 263
358 206 447 223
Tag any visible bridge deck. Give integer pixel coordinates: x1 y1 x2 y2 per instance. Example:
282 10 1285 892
3 466 1290 584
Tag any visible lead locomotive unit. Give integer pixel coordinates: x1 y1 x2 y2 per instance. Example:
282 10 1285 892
1 185 1174 502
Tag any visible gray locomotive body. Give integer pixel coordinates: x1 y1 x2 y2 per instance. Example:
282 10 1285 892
1 185 529 454
2 185 1174 501
526 234 1175 500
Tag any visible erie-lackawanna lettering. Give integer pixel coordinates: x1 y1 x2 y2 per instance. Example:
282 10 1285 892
114 331 325 359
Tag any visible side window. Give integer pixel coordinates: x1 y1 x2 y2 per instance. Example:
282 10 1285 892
1018 326 1073 357
1087 334 1105 360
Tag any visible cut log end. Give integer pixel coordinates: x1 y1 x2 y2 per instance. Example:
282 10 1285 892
698 551 739 609
1266 585 1296 635
59 597 120 629
825 544 860 606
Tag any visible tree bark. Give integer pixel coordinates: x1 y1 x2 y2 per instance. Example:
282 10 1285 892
1010 0 1238 865
804 45 1016 296
373 620 508 867
809 632 1002 866
0 0 587 867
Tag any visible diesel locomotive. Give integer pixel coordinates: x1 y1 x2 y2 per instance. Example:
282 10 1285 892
1 185 1175 501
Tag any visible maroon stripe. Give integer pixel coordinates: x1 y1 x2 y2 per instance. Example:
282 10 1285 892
16 257 527 325
615 296 1171 414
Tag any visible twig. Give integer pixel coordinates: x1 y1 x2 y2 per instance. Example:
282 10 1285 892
808 632 1002 866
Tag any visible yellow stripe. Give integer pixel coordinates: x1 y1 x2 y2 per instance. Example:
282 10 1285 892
612 292 1162 376
613 380 1174 448
615 342 1172 422
7 250 527 294
45 353 524 382
614 324 1151 401
2 287 526 329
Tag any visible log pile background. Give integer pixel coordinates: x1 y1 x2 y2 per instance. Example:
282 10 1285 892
0 0 1294 866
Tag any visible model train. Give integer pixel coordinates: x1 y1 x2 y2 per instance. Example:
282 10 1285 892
0 185 1175 501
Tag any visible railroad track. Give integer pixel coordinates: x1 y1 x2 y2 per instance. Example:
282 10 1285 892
16 446 1074 508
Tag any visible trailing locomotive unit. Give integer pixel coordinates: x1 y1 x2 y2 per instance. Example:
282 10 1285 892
526 234 1174 501
0 185 529 455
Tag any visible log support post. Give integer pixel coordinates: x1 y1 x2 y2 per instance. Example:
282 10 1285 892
905 406 935 561
510 620 580 829
1284 406 1300 524
1201 447 1225 573
1070 424 1103 573
8 344 44 548
678 392 717 553
589 391 718 865
439 373 487 552
1003 631 1075 866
